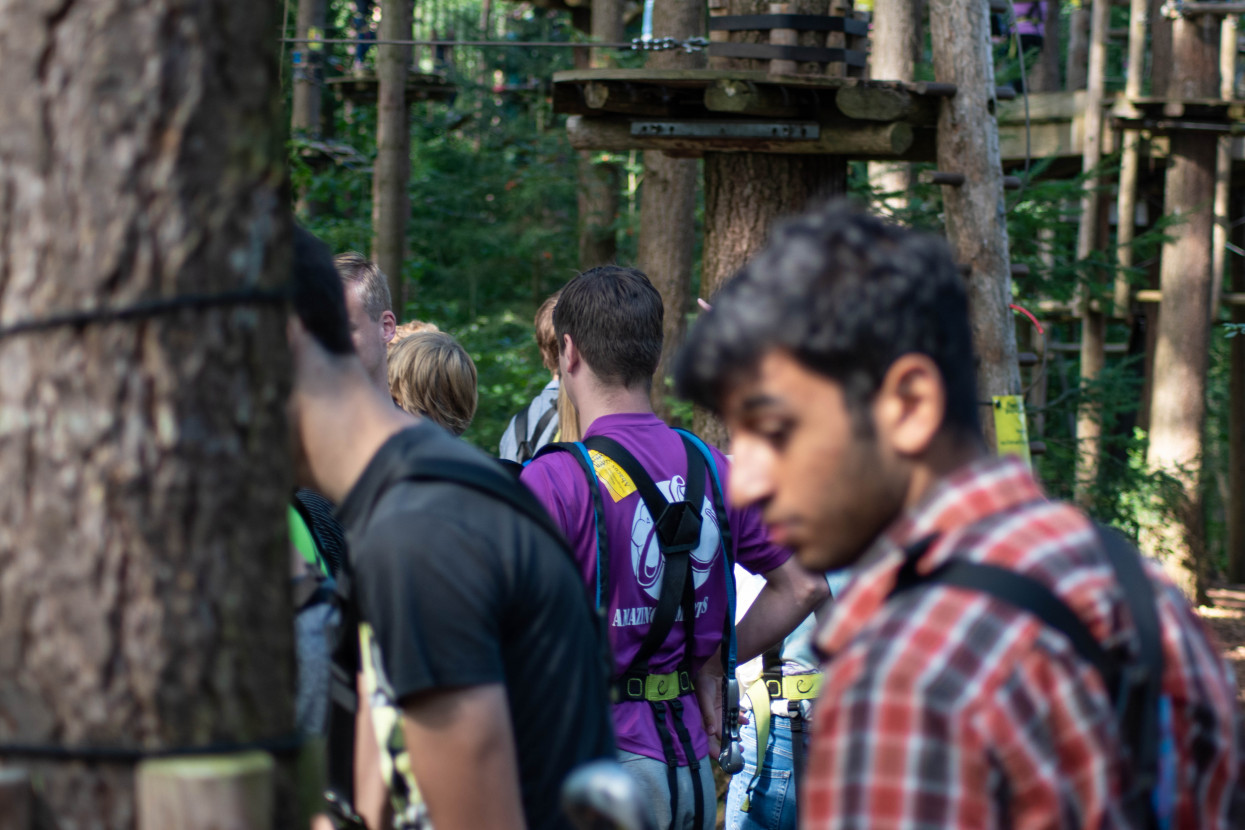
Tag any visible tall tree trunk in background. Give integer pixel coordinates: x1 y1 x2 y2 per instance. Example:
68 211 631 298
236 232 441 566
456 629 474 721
1030 0 1062 92
640 2 704 420
696 0 849 448
373 0 413 311
577 0 624 269
928 0 1022 450
0 2 292 828
291 0 328 135
1144 12 1221 602
867 0 922 213
1066 4 1090 90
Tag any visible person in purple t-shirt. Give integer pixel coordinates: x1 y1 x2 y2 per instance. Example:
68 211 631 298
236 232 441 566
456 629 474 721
521 266 830 830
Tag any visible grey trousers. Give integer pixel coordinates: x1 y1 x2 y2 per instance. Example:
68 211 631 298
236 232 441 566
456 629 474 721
618 749 716 830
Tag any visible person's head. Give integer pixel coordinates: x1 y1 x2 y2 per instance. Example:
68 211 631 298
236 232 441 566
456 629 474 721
387 331 478 436
388 319 441 353
535 291 561 377
334 252 397 388
675 199 984 572
554 266 662 396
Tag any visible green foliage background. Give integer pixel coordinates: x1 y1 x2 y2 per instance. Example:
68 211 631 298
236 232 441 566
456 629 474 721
285 0 1239 576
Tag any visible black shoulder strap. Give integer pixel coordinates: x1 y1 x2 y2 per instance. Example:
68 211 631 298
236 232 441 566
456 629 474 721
583 435 705 676
891 526 1164 830
531 402 558 446
513 405 530 463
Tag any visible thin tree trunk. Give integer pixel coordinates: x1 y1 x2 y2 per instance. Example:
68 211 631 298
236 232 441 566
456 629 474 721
928 0 1022 450
1030 0 1062 92
1230 186 1245 583
1074 0 1111 506
0 2 293 828
373 0 413 310
1144 13 1221 601
1066 5 1090 90
867 0 922 213
640 1 705 420
577 0 624 270
291 0 328 135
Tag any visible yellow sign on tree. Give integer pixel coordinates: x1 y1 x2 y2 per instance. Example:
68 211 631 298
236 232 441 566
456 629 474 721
992 395 1032 468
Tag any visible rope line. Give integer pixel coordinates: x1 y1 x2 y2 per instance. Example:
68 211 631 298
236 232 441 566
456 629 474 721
0 287 288 342
283 36 709 52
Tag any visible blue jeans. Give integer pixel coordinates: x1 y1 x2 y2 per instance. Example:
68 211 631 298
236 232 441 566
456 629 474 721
725 715 804 830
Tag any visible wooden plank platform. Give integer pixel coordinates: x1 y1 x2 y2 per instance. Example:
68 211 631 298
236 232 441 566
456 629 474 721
326 71 457 104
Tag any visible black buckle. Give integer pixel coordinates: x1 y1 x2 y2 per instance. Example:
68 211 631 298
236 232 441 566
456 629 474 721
765 678 783 698
679 671 693 693
655 500 702 554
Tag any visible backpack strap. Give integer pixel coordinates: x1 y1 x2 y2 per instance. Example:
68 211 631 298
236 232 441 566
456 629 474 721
513 403 530 462
889 526 1165 829
675 428 745 775
533 441 611 606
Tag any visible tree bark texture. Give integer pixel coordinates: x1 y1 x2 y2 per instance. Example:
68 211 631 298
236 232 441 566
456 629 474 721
695 0 849 448
0 2 293 829
867 0 922 213
291 0 327 135
372 0 413 311
928 0 1022 451
576 0 625 271
697 154 847 446
639 1 705 419
1230 187 1245 583
1144 14 1221 602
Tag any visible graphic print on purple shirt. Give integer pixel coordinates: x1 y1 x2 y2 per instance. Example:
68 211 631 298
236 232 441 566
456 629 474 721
521 413 791 764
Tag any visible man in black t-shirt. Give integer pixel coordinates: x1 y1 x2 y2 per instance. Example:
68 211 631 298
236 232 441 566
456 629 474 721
290 227 615 830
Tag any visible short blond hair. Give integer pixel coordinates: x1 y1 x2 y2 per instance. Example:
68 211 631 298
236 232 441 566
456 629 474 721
388 319 441 353
387 331 478 436
334 252 392 321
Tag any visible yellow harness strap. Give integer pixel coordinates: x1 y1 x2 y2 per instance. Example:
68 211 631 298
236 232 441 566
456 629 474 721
739 673 822 812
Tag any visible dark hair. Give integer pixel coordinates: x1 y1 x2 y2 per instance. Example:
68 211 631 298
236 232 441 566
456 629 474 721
675 199 981 437
554 266 663 389
292 226 355 356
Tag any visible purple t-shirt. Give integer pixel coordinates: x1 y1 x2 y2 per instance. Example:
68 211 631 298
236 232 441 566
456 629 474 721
521 413 790 763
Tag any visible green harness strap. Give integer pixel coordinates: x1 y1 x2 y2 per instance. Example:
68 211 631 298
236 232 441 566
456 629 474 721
289 504 327 574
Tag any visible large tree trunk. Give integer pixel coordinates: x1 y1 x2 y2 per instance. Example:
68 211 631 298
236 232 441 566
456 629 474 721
640 2 705 420
577 0 624 270
867 0 922 213
1144 13 1221 602
928 0 1022 449
695 0 849 448
0 2 293 829
372 0 413 311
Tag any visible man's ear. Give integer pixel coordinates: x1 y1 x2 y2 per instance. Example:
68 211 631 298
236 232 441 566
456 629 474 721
871 354 947 458
561 333 580 375
381 310 398 343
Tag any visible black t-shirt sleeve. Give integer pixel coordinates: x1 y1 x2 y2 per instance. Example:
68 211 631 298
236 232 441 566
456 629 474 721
351 510 508 702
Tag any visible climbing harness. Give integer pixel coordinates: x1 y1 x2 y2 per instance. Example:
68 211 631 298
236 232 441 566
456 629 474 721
535 428 743 830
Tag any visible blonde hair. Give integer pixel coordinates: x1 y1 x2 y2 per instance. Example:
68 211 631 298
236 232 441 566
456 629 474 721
535 291 560 375
555 382 579 442
387 331 478 436
388 319 441 353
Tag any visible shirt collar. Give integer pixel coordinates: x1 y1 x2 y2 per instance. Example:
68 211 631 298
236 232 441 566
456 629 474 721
816 455 1046 656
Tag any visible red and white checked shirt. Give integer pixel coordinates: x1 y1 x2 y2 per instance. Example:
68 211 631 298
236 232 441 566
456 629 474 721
805 456 1241 829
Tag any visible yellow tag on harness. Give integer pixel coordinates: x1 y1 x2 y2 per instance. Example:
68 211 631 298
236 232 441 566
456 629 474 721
992 395 1032 468
589 450 637 502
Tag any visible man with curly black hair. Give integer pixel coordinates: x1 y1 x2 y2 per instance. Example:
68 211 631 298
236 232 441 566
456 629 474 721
676 200 1240 829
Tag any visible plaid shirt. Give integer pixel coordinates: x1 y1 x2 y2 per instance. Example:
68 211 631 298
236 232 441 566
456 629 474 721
805 456 1241 829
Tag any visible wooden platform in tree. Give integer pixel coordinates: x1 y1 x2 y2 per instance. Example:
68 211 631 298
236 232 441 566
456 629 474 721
553 68 951 160
326 71 457 104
